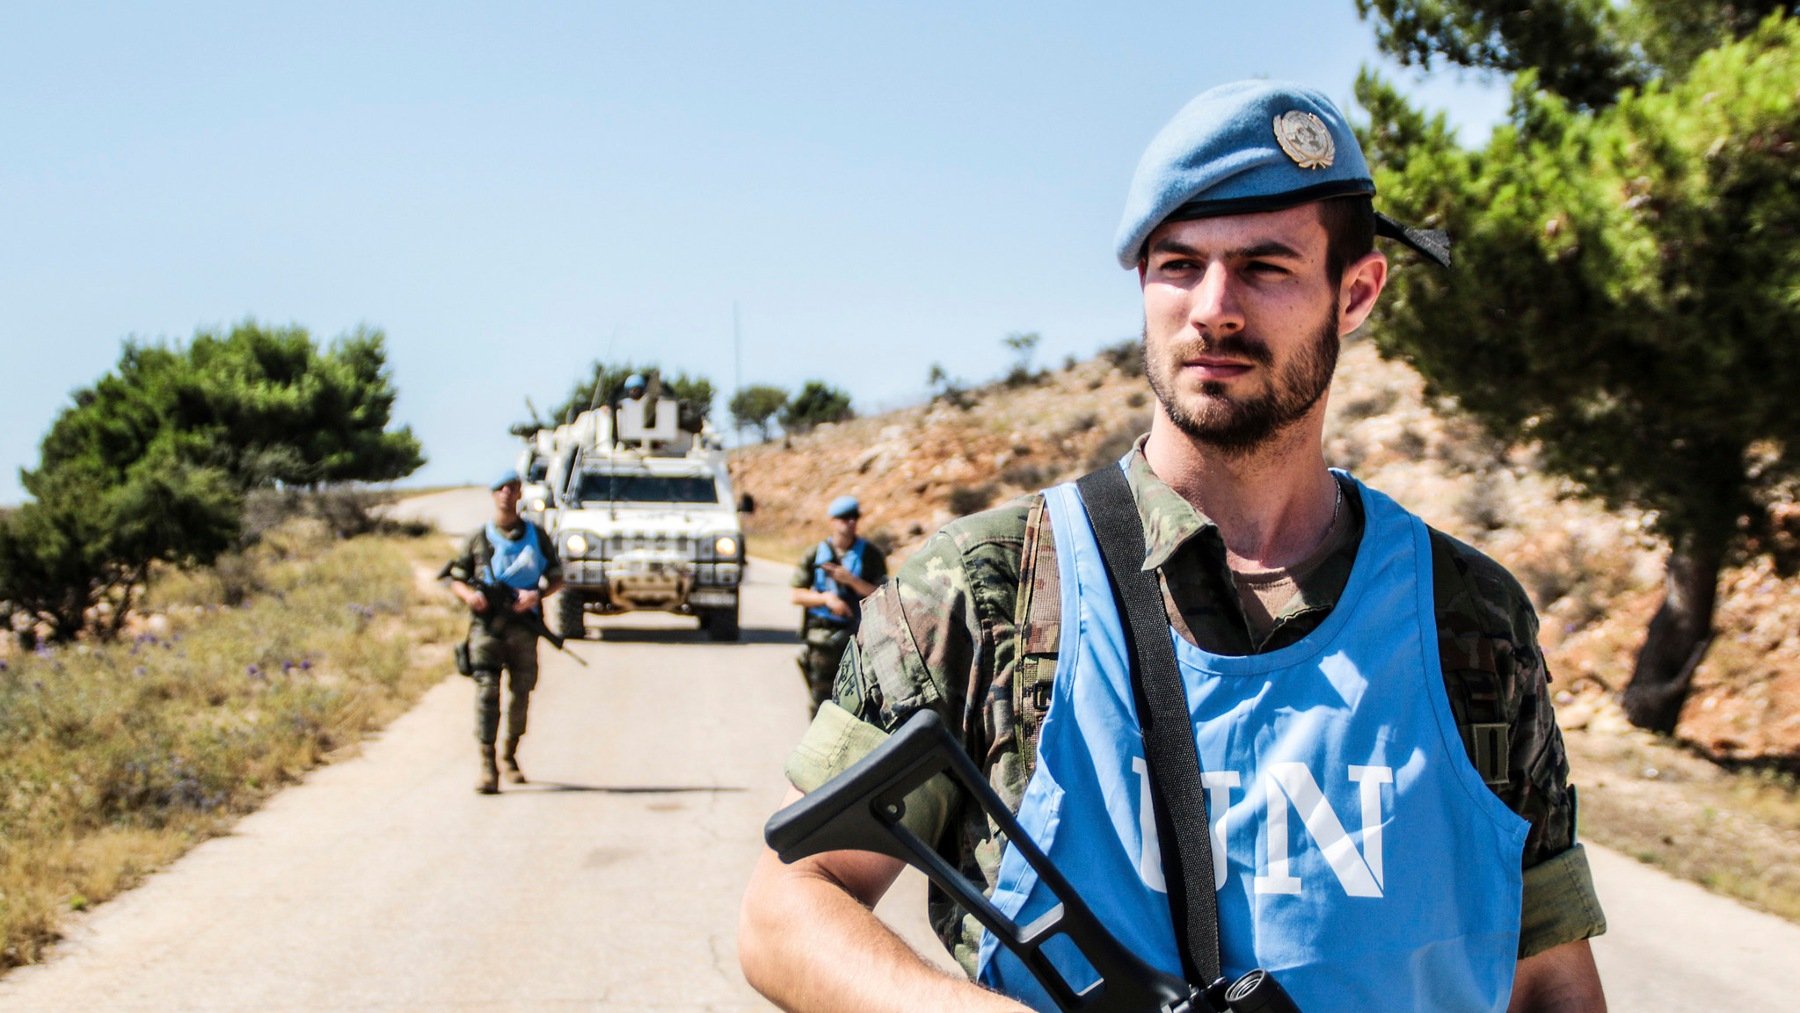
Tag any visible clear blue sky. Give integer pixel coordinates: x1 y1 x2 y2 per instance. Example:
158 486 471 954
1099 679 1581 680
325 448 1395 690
0 2 1506 503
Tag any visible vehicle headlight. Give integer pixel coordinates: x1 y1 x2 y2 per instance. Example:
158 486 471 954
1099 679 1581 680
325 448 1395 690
566 533 589 557
713 535 738 558
530 497 547 513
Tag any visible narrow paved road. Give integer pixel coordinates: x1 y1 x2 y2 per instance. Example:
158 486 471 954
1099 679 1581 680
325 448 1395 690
3 487 1797 1010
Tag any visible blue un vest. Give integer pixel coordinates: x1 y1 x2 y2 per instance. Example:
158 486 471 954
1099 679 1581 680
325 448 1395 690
977 474 1527 1012
483 522 548 594
808 538 869 627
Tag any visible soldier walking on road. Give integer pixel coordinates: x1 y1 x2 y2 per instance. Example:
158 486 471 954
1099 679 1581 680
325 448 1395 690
790 495 887 718
444 469 565 794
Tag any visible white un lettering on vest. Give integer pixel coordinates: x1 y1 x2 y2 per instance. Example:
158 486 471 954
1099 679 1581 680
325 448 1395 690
1132 754 1393 897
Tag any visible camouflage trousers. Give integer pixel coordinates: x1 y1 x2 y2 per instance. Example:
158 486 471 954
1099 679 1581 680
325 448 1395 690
467 620 539 746
797 623 853 718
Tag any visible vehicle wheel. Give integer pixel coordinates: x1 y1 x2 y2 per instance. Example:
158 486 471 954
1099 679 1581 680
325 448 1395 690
702 604 740 642
555 592 586 641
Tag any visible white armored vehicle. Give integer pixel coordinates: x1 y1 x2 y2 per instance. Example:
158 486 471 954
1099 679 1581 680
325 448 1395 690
543 395 747 642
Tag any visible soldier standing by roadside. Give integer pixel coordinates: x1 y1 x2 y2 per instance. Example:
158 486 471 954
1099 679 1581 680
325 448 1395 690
790 495 887 718
742 80 1606 1010
444 469 565 794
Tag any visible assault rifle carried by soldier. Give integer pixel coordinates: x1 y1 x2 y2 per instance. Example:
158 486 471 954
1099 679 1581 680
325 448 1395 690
455 577 587 666
766 707 1299 1012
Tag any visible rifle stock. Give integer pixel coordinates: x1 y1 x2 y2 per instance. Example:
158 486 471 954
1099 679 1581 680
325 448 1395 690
764 709 1300 1012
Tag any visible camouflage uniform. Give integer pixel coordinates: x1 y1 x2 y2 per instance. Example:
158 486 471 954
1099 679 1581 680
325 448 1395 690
790 542 888 717
785 442 1606 975
445 521 563 748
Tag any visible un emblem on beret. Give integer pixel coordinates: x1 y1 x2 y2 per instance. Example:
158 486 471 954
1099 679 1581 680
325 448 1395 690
1273 110 1334 170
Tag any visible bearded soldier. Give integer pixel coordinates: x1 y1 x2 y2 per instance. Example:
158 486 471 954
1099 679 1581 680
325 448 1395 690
742 80 1606 1011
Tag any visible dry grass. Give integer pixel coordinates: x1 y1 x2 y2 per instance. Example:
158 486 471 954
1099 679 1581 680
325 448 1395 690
0 523 461 969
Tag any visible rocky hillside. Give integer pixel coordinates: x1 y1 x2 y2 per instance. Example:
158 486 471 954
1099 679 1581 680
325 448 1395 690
731 336 1800 764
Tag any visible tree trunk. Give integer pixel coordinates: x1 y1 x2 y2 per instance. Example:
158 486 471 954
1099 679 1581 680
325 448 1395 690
1622 525 1728 734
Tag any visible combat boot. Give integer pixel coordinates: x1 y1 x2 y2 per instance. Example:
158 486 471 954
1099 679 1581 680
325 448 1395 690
501 738 526 784
476 745 500 795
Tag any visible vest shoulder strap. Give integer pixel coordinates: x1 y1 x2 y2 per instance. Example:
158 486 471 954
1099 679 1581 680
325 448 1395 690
1073 465 1221 988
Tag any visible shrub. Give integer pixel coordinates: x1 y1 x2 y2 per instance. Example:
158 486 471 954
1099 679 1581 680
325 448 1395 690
729 385 789 441
1000 461 1051 489
946 483 999 516
781 381 854 433
1100 338 1141 372
1002 366 1043 388
239 488 306 545
1336 387 1400 423
1063 413 1101 437
210 552 265 608
310 486 384 540
1085 413 1154 471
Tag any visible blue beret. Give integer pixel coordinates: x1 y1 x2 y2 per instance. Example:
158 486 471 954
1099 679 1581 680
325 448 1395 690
490 468 521 490
1115 80 1449 269
827 495 861 519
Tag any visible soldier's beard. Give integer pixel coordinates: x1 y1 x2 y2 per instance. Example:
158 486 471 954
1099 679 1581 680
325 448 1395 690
1143 311 1340 456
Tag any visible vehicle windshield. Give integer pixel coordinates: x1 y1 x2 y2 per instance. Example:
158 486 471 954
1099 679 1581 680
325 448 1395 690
570 472 719 506
525 458 549 482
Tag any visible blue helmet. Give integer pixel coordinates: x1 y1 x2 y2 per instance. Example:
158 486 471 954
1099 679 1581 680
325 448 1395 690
1115 79 1449 269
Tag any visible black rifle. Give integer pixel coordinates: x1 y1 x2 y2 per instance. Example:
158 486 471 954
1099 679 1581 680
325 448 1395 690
471 580 589 668
763 709 1297 1013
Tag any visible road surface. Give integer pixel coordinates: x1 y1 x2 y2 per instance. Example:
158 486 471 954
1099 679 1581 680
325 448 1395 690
4 486 1798 1010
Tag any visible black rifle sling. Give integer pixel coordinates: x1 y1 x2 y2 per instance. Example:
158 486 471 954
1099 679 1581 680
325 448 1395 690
1074 465 1222 989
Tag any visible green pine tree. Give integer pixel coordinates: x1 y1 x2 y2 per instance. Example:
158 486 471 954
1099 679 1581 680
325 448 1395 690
1356 5 1800 732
